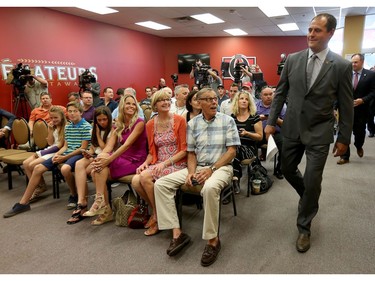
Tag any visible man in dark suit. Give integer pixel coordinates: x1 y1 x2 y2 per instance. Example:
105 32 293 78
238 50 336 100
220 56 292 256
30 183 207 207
265 13 354 253
337 53 375 164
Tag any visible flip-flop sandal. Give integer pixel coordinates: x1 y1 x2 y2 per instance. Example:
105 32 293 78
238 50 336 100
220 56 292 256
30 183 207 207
67 204 87 225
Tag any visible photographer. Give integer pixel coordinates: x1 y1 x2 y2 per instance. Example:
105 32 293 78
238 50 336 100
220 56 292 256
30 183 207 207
190 59 222 92
79 70 101 107
24 74 48 109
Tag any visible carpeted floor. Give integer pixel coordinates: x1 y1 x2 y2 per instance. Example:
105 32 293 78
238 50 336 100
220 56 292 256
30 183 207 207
0 136 375 274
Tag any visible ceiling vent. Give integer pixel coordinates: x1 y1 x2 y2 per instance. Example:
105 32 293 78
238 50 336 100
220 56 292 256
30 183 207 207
174 16 193 23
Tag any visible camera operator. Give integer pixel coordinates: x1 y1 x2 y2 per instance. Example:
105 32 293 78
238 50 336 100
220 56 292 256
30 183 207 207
24 74 48 109
79 70 101 107
240 65 253 84
190 59 222 92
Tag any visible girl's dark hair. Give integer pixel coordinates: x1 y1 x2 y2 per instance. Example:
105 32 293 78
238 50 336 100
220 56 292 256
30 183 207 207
186 90 198 113
91 106 112 147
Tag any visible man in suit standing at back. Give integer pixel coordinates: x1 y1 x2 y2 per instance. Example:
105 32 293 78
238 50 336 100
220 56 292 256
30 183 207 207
337 53 375 164
265 13 353 253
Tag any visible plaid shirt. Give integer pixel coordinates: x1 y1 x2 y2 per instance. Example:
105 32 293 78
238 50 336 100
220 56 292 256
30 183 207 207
187 112 240 166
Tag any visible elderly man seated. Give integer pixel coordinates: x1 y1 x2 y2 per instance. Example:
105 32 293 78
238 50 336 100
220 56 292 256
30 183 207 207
154 88 240 267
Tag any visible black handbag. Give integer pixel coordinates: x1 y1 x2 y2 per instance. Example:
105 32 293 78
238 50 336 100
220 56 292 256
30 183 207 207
250 159 274 195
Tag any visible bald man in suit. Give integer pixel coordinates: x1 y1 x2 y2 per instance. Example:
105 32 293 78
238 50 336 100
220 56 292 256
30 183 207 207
337 53 375 164
265 13 353 253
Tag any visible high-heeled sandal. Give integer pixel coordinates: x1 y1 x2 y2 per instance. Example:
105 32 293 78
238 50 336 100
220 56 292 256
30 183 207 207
83 193 106 217
67 204 87 225
144 222 160 236
91 205 114 226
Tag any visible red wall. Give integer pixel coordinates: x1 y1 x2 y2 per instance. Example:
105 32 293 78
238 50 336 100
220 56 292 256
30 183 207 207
0 7 307 115
0 8 165 113
164 37 307 88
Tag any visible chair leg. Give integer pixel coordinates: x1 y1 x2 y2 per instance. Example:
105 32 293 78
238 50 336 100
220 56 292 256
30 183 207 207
247 164 251 197
106 179 113 207
7 165 13 190
230 183 237 216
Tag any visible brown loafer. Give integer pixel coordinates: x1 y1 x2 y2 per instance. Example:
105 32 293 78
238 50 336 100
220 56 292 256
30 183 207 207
357 148 364 158
296 233 310 253
166 232 191 256
337 158 349 165
201 239 221 267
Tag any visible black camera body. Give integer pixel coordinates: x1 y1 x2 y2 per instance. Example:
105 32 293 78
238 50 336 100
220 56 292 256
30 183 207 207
233 62 246 83
11 63 32 91
79 69 97 89
171 73 178 83
196 63 211 88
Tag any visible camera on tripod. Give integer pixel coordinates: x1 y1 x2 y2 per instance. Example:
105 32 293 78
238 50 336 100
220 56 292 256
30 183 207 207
79 69 97 89
10 63 32 91
196 63 211 87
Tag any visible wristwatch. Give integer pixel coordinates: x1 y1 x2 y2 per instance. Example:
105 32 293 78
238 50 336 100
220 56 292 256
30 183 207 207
210 165 217 173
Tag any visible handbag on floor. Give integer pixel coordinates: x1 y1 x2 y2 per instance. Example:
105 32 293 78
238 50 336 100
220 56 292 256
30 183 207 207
250 158 274 195
127 202 149 229
112 190 137 227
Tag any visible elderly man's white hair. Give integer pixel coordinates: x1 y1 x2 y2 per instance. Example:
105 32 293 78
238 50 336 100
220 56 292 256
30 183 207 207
124 87 136 96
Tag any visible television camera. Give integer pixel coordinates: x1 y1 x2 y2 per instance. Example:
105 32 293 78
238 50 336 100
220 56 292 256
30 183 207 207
233 62 247 84
10 63 32 92
79 69 97 90
195 63 211 88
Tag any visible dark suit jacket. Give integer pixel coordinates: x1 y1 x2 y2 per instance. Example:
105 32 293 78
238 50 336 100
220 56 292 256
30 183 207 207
268 49 354 146
0 108 16 129
354 68 375 108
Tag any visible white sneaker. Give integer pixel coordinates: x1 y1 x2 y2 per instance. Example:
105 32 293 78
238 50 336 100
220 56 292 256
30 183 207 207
18 142 31 150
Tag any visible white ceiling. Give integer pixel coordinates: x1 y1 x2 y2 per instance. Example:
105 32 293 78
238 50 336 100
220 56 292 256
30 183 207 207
49 6 375 37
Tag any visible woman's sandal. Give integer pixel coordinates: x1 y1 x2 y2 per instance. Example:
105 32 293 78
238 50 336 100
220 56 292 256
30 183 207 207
144 222 160 236
144 216 157 229
67 204 87 225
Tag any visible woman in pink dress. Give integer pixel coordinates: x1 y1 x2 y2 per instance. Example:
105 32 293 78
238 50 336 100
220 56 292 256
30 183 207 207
132 88 187 236
83 94 148 225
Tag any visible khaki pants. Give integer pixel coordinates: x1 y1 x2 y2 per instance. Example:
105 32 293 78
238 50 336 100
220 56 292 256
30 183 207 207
154 165 233 240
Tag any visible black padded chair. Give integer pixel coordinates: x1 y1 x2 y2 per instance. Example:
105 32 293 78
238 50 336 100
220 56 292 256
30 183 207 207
176 181 237 234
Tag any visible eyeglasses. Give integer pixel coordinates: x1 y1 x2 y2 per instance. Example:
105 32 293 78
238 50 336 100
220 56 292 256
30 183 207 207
157 98 171 103
199 97 218 103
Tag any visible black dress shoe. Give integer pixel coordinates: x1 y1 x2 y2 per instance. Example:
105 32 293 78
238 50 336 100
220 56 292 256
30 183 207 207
166 232 191 256
222 197 231 205
273 170 284 180
296 233 310 253
201 239 221 267
369 133 374 138
357 148 364 158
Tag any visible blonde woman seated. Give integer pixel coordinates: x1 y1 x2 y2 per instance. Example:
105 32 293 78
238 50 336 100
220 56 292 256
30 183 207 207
83 94 148 225
231 90 263 194
22 106 67 202
132 89 187 236
67 106 113 224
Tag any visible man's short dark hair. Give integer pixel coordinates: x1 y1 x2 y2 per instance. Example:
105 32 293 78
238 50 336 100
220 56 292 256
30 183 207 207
313 13 337 32
351 53 365 61
230 83 239 88
103 87 112 93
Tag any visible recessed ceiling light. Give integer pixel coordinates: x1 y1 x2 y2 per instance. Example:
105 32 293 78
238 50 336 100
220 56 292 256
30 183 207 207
224 28 248 36
278 23 299 31
76 6 119 15
259 6 289 18
191 13 224 24
135 21 171 30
